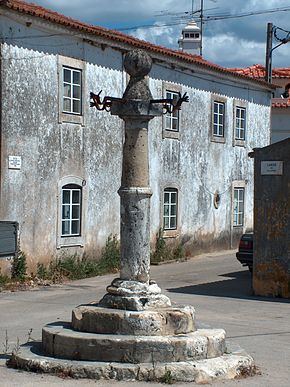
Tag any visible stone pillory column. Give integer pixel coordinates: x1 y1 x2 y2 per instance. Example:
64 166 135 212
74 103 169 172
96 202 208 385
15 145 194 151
98 50 171 310
117 51 154 283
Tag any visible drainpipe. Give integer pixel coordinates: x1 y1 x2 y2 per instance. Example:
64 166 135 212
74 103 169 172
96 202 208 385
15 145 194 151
0 41 3 206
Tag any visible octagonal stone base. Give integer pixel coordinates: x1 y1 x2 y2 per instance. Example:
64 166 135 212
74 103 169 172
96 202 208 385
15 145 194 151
72 305 195 335
8 342 256 383
7 288 257 383
42 323 226 363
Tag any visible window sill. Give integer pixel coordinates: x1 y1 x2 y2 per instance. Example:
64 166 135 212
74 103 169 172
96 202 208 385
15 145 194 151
233 139 246 147
163 230 179 238
163 130 180 140
59 112 84 125
57 236 84 248
211 135 225 144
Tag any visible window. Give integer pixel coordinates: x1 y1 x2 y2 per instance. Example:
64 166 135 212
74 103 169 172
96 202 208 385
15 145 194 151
213 101 225 137
233 100 247 146
195 33 200 38
184 33 190 38
235 106 246 140
162 83 181 139
62 67 82 115
61 184 82 237
58 56 85 125
163 188 178 230
57 176 85 248
233 187 244 227
165 91 179 132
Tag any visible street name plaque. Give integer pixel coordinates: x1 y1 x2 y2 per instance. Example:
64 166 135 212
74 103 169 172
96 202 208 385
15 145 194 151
261 160 283 175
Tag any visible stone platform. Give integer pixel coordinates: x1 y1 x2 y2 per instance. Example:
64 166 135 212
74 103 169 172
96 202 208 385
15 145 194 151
9 341 254 383
71 304 195 335
42 323 226 362
8 303 256 383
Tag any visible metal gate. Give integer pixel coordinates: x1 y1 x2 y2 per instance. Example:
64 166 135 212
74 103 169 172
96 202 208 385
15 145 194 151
0 221 18 258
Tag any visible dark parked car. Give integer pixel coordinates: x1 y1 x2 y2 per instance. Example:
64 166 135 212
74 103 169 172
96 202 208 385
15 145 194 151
236 232 253 272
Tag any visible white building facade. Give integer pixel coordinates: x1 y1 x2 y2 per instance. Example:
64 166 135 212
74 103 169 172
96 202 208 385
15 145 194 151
0 1 272 271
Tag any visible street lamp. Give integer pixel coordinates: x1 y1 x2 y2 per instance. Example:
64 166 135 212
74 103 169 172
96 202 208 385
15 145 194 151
265 22 290 83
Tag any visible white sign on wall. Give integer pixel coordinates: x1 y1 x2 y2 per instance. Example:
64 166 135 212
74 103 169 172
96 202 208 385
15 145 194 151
8 156 22 170
261 161 283 175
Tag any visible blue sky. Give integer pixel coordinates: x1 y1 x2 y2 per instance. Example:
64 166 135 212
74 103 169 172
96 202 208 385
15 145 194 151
29 0 290 68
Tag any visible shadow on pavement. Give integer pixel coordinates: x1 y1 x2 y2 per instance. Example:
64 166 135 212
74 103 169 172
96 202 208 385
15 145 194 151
167 270 290 303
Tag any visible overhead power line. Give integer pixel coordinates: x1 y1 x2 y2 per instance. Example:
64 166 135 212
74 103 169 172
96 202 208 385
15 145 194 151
118 6 290 32
203 6 290 21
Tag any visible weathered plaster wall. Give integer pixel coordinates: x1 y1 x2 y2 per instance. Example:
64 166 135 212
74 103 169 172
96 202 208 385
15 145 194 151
0 13 271 270
253 139 290 298
149 65 270 254
0 19 124 268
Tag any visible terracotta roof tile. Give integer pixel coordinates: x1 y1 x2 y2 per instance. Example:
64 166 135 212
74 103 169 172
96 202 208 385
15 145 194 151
272 98 290 108
229 64 290 79
0 0 274 88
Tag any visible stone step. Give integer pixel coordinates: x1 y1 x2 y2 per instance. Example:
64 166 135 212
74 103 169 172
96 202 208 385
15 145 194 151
9 341 256 383
71 305 195 336
42 322 226 363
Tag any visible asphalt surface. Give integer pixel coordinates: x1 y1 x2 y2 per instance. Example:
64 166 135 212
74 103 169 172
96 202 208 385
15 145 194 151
0 250 289 386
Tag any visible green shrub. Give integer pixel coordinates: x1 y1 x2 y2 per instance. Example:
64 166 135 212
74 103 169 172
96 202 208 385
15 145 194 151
11 251 27 282
160 369 173 384
151 229 185 264
150 229 169 264
34 235 120 282
44 254 99 282
36 263 48 280
97 234 120 275
172 244 185 261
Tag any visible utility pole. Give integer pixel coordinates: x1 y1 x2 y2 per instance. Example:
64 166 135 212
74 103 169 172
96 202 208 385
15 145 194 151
200 0 204 56
265 22 273 83
265 23 290 83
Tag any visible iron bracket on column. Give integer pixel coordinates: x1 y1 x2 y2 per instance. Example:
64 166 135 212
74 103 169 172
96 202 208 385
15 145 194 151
90 91 189 114
90 91 125 112
150 92 189 114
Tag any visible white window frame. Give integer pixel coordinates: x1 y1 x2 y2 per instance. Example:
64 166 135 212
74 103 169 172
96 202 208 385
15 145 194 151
61 185 82 237
57 176 86 248
62 67 82 115
58 56 85 125
162 83 182 140
213 101 225 137
235 106 246 140
233 186 245 227
211 95 227 143
163 188 178 231
233 100 247 146
165 90 180 133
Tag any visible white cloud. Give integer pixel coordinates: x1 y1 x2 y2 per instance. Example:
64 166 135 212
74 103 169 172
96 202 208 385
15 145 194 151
204 34 266 67
134 22 177 48
21 0 290 67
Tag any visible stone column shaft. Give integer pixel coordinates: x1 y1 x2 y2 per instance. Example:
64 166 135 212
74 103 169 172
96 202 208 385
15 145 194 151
119 118 151 283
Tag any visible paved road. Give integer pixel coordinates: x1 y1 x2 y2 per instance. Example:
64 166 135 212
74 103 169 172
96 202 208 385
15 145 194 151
0 250 289 386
